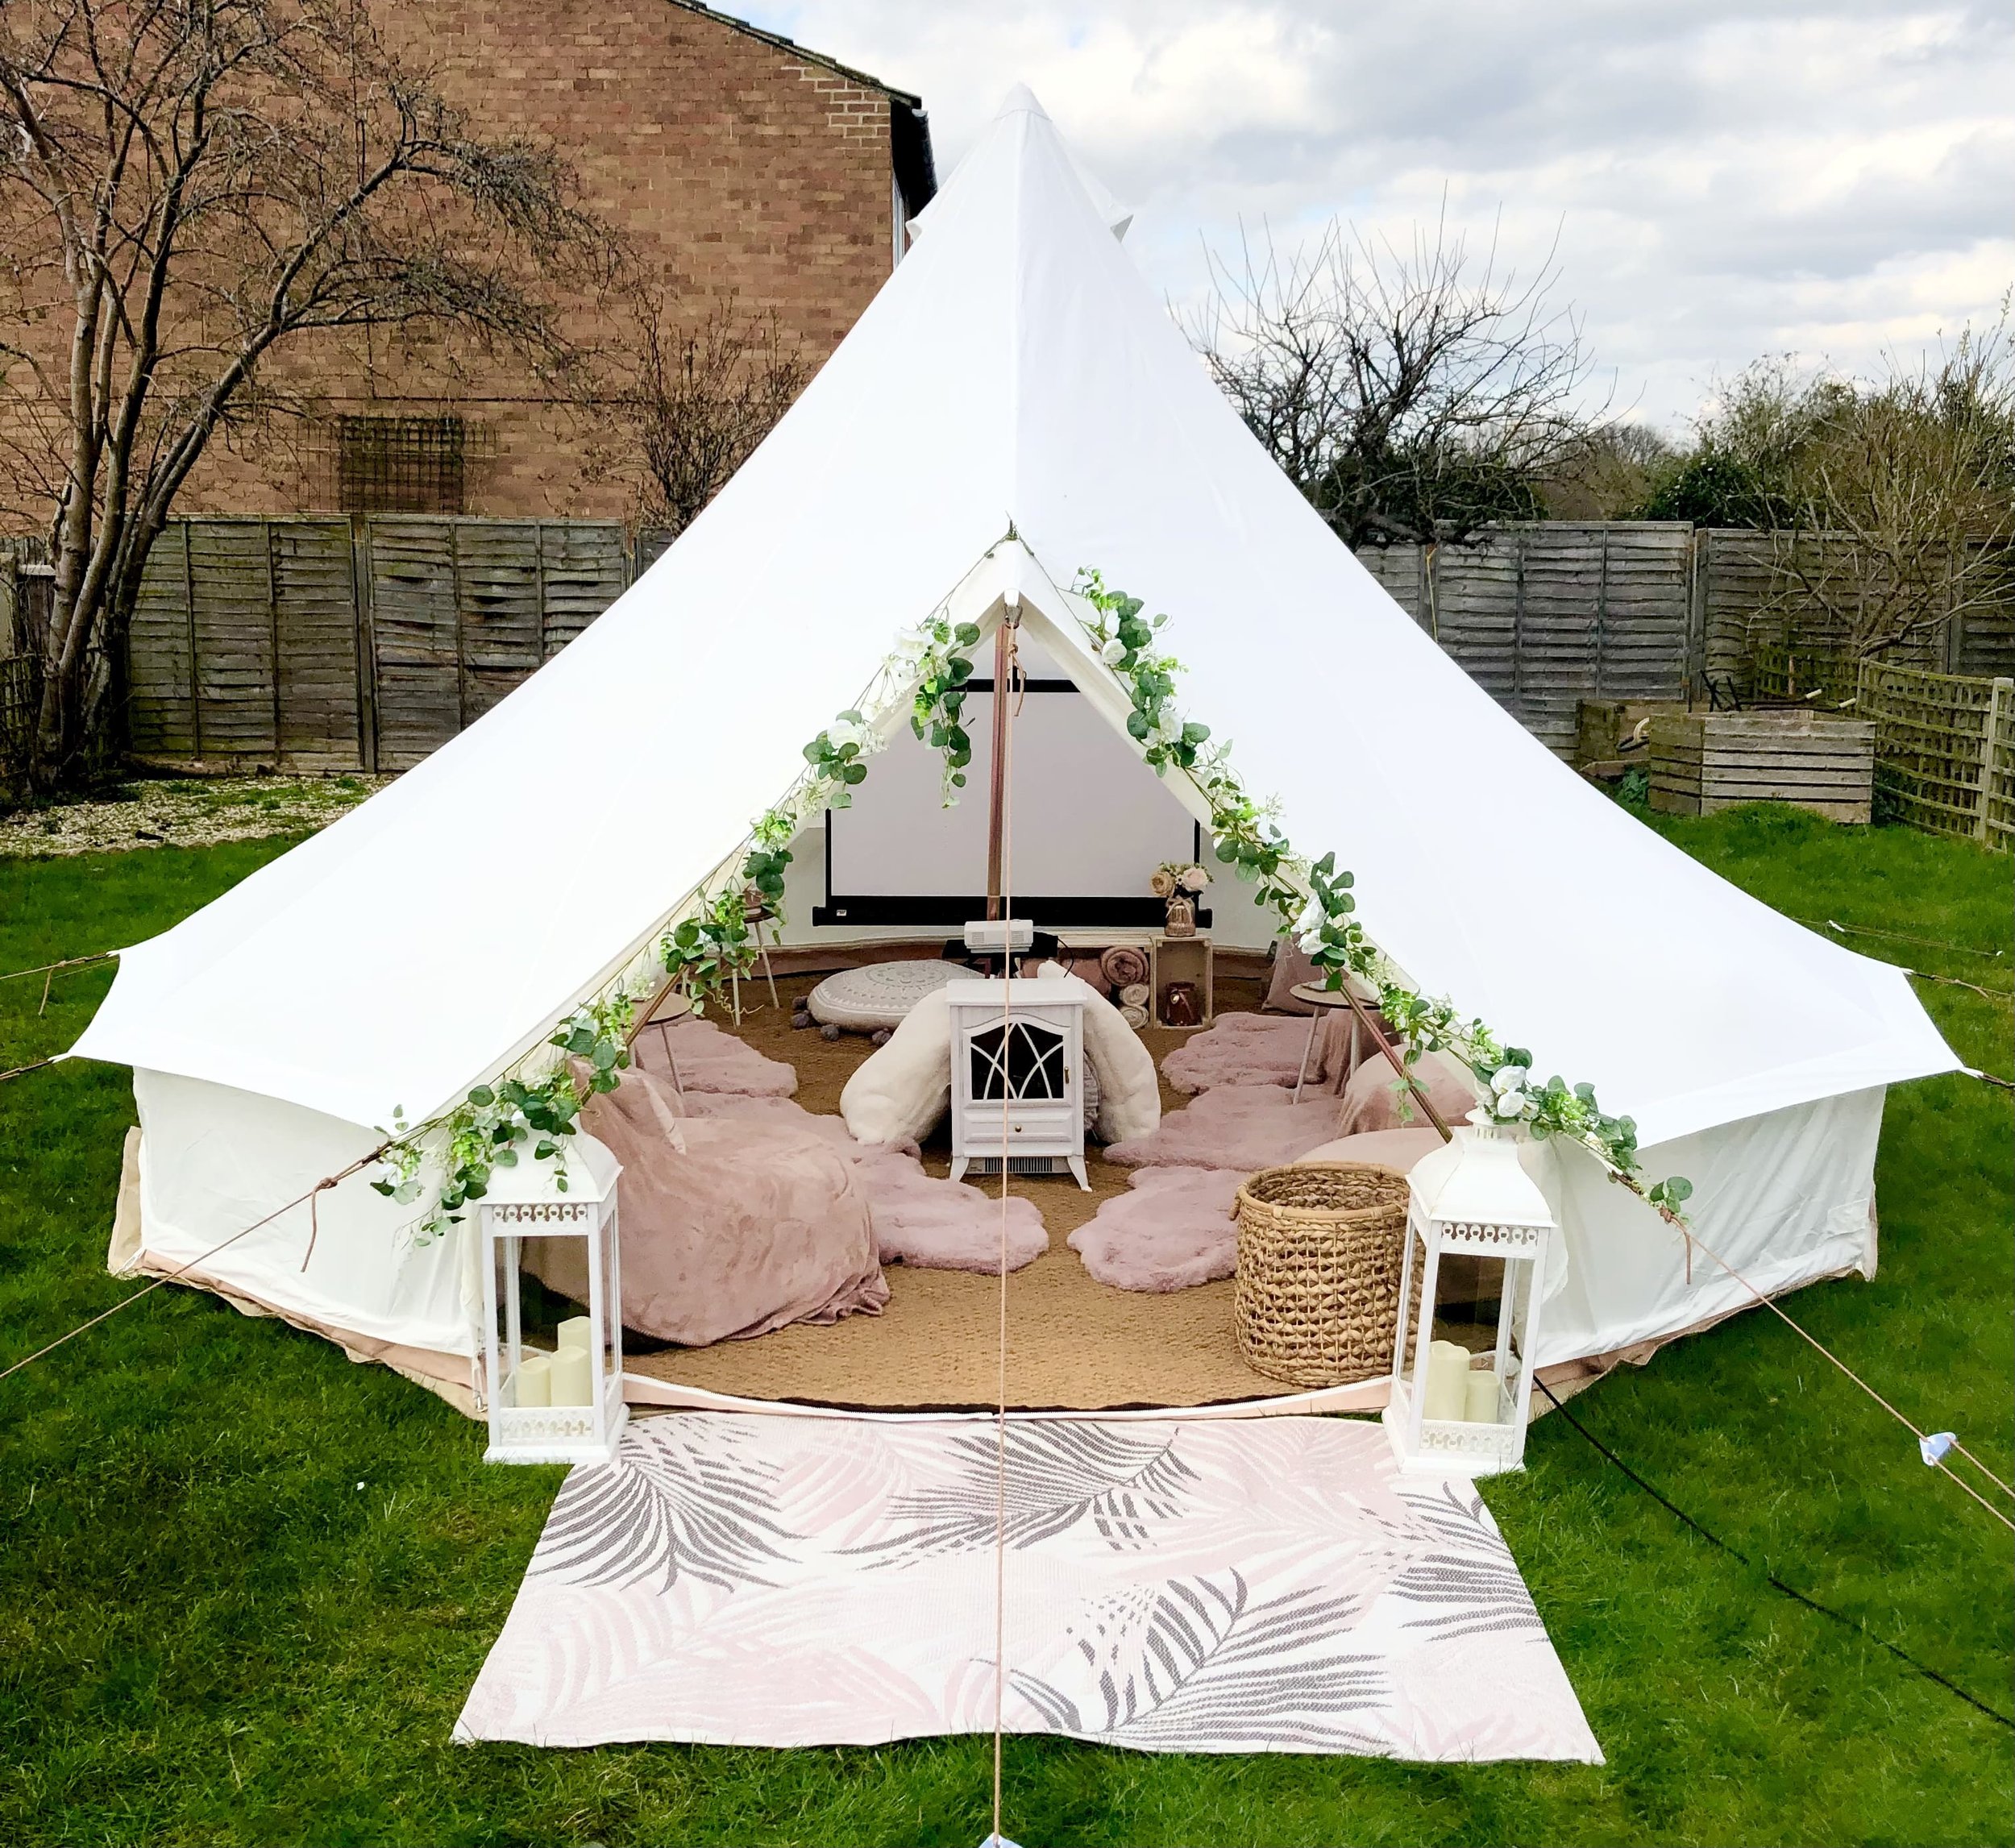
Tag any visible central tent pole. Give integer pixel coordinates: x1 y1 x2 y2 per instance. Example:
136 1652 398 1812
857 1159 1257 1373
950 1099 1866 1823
985 612 1016 921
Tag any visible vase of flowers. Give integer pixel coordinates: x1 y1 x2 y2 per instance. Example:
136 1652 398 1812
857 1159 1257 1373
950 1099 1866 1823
1152 862 1210 936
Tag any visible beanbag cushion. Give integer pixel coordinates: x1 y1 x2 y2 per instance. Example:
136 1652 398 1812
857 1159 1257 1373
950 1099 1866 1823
1336 1049 1478 1136
528 1065 887 1345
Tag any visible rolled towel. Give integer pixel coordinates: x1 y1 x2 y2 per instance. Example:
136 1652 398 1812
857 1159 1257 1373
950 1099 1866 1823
1099 945 1149 990
1120 1003 1149 1030
1120 982 1150 1009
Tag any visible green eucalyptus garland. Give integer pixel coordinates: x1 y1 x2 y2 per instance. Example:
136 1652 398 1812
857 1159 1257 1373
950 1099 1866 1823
375 573 1688 1252
1067 569 1694 1223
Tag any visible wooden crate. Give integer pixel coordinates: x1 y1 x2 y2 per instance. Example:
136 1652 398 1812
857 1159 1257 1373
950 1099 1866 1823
1149 933 1215 1027
1648 712 1876 824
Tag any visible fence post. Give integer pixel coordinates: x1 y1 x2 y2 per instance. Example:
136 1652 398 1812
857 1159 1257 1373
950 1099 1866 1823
181 521 202 762
1982 677 2011 845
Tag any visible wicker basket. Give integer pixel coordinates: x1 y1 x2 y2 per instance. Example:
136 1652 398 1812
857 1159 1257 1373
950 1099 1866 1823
1233 1162 1410 1386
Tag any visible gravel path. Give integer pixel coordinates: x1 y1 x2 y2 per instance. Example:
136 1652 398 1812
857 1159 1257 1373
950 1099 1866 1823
0 774 388 858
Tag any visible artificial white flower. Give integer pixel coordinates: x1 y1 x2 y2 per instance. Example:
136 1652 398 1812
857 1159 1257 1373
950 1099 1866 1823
1490 1064 1527 1096
1494 1088 1527 1119
825 717 867 753
1099 637 1128 667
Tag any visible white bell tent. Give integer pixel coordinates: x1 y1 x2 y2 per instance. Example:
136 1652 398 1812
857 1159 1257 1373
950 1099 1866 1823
71 89 1955 1410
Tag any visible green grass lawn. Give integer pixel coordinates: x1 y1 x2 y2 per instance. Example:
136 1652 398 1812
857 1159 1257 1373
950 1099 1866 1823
2 808 2009 1846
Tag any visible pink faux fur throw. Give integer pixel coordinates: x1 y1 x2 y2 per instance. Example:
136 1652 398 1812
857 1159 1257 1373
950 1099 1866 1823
1103 1082 1344 1171
1162 1012 1334 1096
528 1066 887 1346
677 1090 1047 1274
1069 1168 1248 1292
633 1016 797 1097
1336 1049 1478 1136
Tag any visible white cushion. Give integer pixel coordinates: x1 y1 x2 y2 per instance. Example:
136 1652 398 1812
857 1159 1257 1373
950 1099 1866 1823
840 986 955 1144
1037 961 1160 1144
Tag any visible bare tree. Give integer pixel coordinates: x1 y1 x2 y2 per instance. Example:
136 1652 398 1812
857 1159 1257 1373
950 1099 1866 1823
627 290 808 539
0 0 619 790
1186 211 1603 548
1702 321 2015 658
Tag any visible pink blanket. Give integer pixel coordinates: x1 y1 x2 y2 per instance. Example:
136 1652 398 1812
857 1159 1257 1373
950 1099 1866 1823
1104 1082 1344 1171
680 1090 1047 1274
527 1067 887 1346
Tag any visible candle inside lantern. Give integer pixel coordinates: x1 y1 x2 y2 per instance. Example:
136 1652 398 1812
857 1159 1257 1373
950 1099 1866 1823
514 1352 551 1408
1465 1365 1500 1423
557 1313 593 1355
550 1343 593 1407
1423 1340 1471 1421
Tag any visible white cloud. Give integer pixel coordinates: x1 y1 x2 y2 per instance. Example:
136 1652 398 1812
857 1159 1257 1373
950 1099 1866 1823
742 1 2014 430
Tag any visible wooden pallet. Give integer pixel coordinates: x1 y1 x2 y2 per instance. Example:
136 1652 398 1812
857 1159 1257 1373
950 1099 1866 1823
1648 712 1876 824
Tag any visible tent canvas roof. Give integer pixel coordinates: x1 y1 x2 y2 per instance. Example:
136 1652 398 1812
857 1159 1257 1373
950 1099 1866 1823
72 89 1955 1150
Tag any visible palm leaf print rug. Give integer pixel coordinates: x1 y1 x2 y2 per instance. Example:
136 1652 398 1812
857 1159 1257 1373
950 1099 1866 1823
455 1412 1601 1760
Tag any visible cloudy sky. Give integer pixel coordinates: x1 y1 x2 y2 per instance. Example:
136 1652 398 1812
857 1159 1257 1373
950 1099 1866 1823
738 0 2013 434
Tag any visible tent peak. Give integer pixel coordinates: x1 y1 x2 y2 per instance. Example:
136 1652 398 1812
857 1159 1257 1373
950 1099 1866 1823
994 82 1050 121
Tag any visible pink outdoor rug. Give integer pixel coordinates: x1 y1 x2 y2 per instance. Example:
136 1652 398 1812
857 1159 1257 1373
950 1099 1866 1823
455 1413 1602 1761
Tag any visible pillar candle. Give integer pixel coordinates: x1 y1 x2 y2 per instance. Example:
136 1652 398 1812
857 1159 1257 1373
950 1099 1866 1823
558 1313 594 1354
1465 1365 1500 1423
1423 1340 1471 1421
514 1352 551 1409
550 1342 594 1408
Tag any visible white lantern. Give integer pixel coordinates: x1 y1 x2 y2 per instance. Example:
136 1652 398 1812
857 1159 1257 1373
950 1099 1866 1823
947 976 1091 1190
477 1131 627 1467
1385 1113 1556 1476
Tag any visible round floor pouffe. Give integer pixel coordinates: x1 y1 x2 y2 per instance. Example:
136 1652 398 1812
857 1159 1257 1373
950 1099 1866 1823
1233 1161 1410 1386
807 958 976 1032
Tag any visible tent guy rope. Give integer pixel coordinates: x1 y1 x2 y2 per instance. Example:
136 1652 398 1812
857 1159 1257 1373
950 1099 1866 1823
0 1148 384 1385
988 608 1021 1848
1647 1206 2015 1522
1536 1381 2015 1730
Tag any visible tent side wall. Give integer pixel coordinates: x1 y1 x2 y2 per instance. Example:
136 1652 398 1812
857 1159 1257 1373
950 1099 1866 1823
122 1069 1884 1403
1535 1086 1882 1368
131 1070 476 1366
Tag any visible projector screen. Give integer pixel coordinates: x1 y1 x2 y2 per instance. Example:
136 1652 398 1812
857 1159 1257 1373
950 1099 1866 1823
816 641 1204 928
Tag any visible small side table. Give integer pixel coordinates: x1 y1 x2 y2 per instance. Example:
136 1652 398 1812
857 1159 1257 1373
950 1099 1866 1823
634 988 695 1094
1289 979 1371 1103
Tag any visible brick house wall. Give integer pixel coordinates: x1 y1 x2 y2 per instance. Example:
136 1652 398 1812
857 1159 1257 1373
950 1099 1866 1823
2 2 932 523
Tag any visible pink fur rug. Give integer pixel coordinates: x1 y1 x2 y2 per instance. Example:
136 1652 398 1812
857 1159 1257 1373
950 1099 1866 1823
675 1090 1046 1273
1069 1168 1248 1292
1160 1013 1314 1095
1071 1128 1452 1294
634 1017 798 1097
1103 1082 1344 1171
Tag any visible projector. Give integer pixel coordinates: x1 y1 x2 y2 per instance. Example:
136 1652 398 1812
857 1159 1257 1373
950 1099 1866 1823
962 919 1035 955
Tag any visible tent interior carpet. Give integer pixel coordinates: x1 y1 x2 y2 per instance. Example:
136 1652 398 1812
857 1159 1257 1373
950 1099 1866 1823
624 967 1314 1410
454 1410 1603 1759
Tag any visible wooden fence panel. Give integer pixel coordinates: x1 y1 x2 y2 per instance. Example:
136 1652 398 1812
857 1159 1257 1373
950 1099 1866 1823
364 518 463 769
188 519 280 761
540 522 629 653
1859 659 2012 846
453 522 545 723
272 520 361 767
128 523 199 759
1361 524 1697 754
